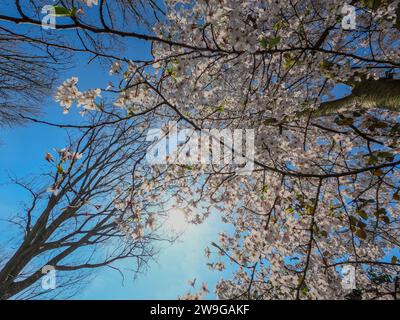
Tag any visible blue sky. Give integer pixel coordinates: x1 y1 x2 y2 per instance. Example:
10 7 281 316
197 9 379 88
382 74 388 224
77 212 231 299
0 3 232 299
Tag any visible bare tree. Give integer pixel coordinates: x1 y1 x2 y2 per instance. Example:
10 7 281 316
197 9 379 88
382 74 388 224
0 26 58 126
0 112 168 300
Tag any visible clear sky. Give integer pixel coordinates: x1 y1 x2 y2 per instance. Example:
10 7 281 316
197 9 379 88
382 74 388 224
77 212 231 299
0 3 232 299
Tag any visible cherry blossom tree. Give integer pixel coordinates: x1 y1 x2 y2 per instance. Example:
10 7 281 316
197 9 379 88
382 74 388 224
147 0 400 300
1 0 400 299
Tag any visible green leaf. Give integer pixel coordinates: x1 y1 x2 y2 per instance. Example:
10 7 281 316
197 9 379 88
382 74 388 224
258 38 268 49
355 228 367 240
349 216 359 226
368 156 378 165
259 36 281 49
361 0 375 9
305 205 314 215
301 285 309 295
52 6 75 17
377 151 393 159
287 207 294 214
320 60 334 70
361 0 383 10
380 215 390 224
71 7 78 16
357 210 368 220
334 117 354 126
319 60 335 79
268 36 281 48
57 164 64 174
375 208 386 216
273 22 280 32
320 230 328 237
166 66 175 76
263 118 278 125
283 53 296 70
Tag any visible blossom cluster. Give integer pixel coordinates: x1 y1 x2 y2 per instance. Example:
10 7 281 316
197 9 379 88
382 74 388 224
55 77 101 115
53 0 400 299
